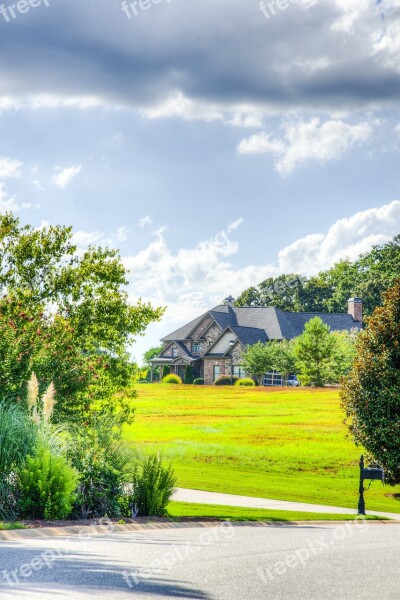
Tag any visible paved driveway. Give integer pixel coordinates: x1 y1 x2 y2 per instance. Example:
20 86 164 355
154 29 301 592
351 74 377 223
0 522 399 599
173 488 400 520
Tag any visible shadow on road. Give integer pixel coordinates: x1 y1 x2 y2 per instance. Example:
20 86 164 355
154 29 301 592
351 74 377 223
0 544 213 598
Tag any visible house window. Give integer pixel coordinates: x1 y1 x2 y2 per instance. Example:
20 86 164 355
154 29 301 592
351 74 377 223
213 365 220 381
192 342 200 355
233 365 246 379
172 347 178 357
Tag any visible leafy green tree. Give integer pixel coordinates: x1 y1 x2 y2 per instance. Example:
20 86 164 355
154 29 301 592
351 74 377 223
293 317 337 387
241 342 278 385
330 330 357 381
236 275 305 310
341 281 400 484
142 345 163 381
272 340 297 384
143 345 163 366
0 213 164 423
184 364 193 384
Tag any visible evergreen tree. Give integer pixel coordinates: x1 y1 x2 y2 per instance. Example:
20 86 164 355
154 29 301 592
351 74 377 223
184 365 193 384
293 317 336 387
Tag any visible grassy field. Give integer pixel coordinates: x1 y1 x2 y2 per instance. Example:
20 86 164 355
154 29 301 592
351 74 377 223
125 385 400 514
167 502 387 522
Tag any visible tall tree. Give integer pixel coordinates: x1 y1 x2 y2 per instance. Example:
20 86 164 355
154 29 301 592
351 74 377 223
241 342 278 385
293 317 336 387
0 214 164 422
341 281 400 484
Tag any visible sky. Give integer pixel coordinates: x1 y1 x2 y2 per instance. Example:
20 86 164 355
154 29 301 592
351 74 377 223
1 0 400 361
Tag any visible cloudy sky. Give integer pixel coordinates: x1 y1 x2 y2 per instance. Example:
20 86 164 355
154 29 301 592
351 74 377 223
1 0 400 360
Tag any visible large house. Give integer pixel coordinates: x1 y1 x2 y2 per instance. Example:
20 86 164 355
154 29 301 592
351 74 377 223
150 297 363 385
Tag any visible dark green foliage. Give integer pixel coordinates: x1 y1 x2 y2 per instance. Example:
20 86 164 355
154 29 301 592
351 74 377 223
341 281 400 484
236 235 400 318
18 445 78 520
0 214 164 424
235 378 255 386
241 341 278 385
162 374 182 384
184 365 193 384
293 317 336 387
131 454 176 517
193 378 204 385
0 401 37 520
69 418 134 518
214 375 239 386
161 365 170 379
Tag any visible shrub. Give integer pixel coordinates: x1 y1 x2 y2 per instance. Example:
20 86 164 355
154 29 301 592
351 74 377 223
131 454 176 517
193 378 204 385
235 378 255 386
0 401 37 520
69 417 134 519
214 375 239 386
184 365 194 384
18 444 79 520
162 374 182 384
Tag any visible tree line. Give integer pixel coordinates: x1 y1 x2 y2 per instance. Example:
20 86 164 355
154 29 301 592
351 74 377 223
235 235 400 318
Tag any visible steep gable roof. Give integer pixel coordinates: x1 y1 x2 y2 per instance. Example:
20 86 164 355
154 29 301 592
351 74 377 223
161 304 361 344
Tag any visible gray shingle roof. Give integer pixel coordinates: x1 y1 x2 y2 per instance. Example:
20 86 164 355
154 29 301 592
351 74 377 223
161 312 206 341
161 304 361 344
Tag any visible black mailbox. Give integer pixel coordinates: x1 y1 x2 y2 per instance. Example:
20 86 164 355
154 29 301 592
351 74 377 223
362 468 384 482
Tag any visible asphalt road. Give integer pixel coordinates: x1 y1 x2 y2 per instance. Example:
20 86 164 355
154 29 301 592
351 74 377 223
0 522 399 599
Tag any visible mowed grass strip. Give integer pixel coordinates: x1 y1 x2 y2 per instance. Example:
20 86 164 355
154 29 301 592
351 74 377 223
167 502 387 522
125 385 400 513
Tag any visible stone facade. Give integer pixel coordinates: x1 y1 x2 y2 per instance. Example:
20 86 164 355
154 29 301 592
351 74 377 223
203 342 246 384
204 358 231 384
199 322 222 355
190 316 213 341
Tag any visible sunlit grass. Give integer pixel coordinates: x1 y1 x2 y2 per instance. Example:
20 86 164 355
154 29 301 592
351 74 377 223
125 385 400 513
167 502 387 522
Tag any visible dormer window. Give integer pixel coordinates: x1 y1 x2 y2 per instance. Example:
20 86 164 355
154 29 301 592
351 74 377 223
172 347 178 357
192 342 200 355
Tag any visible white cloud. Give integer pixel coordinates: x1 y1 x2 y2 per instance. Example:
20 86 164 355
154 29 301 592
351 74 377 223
138 215 153 229
72 226 131 249
142 92 264 128
0 156 23 212
124 200 400 359
238 118 372 174
51 164 82 189
278 200 400 274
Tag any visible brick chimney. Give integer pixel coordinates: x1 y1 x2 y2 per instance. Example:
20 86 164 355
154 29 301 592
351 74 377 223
348 297 363 323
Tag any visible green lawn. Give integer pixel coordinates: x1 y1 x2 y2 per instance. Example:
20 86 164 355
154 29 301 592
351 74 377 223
168 502 387 522
125 385 400 514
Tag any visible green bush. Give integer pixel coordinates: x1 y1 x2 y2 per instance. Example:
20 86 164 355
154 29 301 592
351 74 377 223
184 365 194 384
19 445 78 520
235 378 255 386
162 374 182 384
131 454 176 517
214 375 239 386
69 418 134 519
193 378 204 385
0 401 37 520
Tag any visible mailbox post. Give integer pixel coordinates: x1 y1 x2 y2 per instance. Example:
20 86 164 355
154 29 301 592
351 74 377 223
357 454 384 515
358 455 366 515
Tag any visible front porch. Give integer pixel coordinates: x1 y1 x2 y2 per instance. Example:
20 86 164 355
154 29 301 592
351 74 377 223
149 356 203 382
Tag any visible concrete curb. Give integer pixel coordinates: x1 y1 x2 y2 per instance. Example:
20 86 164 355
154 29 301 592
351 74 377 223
1 518 398 541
